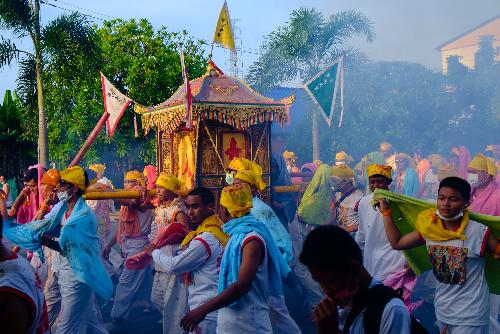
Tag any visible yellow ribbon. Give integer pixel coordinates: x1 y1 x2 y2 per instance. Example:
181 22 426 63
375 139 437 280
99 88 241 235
181 215 228 247
415 208 470 241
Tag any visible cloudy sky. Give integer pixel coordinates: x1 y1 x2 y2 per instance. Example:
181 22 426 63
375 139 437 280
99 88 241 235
1 0 500 93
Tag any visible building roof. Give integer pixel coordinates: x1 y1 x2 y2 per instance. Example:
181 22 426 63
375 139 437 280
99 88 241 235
134 62 295 135
437 14 500 50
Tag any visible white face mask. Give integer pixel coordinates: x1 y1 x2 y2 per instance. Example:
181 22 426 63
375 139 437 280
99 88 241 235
330 177 349 193
57 191 70 202
467 173 478 186
436 209 464 221
225 172 234 185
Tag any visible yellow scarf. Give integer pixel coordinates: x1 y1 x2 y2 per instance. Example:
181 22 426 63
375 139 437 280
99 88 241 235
415 208 470 241
181 214 229 247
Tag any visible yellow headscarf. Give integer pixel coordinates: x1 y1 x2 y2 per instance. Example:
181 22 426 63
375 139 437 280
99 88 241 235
125 170 147 187
469 153 497 176
156 173 186 192
229 158 263 175
437 163 458 181
89 163 106 175
335 151 353 163
220 183 253 218
181 214 228 247
367 164 392 179
415 208 469 241
282 151 297 161
60 166 86 190
234 170 266 192
331 165 355 179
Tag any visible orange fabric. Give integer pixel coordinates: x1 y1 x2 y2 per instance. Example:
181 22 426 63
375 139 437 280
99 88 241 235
117 206 142 244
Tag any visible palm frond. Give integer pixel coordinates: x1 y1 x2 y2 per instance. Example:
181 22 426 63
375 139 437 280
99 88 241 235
0 0 34 37
0 36 20 66
42 12 101 71
16 54 38 139
324 10 375 47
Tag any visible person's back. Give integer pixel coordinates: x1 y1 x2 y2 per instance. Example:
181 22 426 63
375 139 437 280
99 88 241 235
217 228 272 333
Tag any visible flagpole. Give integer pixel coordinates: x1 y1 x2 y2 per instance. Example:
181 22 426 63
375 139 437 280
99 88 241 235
68 112 110 167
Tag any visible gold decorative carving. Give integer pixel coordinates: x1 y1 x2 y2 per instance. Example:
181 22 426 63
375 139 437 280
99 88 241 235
201 177 223 187
252 126 269 173
201 126 219 175
210 84 239 96
161 137 172 174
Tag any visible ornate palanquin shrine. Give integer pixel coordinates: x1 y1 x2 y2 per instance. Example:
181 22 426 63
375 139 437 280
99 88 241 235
135 63 294 208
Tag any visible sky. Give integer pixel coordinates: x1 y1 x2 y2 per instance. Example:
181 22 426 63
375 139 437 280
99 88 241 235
1 0 500 94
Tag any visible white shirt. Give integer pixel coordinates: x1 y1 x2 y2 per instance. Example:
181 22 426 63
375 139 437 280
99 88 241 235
355 193 405 280
0 252 47 334
347 279 411 334
216 232 272 334
424 220 490 326
152 232 224 321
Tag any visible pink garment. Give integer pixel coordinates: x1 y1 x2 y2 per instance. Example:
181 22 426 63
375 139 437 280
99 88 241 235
16 192 38 225
453 146 471 179
470 181 500 216
144 165 158 191
301 162 318 174
416 159 431 184
125 222 188 270
383 266 423 314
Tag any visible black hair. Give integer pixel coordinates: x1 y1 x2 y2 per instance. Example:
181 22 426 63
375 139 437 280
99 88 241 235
23 168 40 182
368 174 392 182
300 225 362 272
439 176 471 203
187 187 215 206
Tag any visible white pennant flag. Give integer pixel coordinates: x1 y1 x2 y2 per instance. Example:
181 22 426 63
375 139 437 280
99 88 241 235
101 72 131 138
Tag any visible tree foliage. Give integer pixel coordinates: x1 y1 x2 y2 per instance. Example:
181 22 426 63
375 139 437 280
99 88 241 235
0 90 36 178
283 41 499 164
246 7 374 90
39 18 207 184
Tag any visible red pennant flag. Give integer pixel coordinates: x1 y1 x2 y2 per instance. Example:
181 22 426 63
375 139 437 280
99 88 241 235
101 72 131 138
178 45 193 128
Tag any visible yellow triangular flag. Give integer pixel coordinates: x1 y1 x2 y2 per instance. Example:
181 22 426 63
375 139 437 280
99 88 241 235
213 1 235 50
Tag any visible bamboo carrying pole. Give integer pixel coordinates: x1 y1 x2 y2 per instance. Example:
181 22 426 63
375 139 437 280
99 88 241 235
83 189 156 200
68 112 110 168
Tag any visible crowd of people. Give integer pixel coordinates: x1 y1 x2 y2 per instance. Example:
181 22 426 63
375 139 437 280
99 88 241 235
0 140 498 334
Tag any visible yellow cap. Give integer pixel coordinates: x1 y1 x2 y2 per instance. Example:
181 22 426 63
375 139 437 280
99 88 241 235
41 169 60 187
367 164 392 179
331 165 355 179
282 151 297 160
220 183 253 218
335 151 353 163
60 166 86 190
89 163 106 174
155 173 186 192
125 170 147 187
469 153 497 176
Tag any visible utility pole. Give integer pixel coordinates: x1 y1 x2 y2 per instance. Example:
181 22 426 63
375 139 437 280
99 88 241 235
228 18 243 78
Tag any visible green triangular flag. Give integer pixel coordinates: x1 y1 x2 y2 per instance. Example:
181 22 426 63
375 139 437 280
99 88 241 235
304 57 343 127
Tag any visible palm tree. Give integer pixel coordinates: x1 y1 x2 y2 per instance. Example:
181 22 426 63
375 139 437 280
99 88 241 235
0 0 100 167
246 8 374 160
